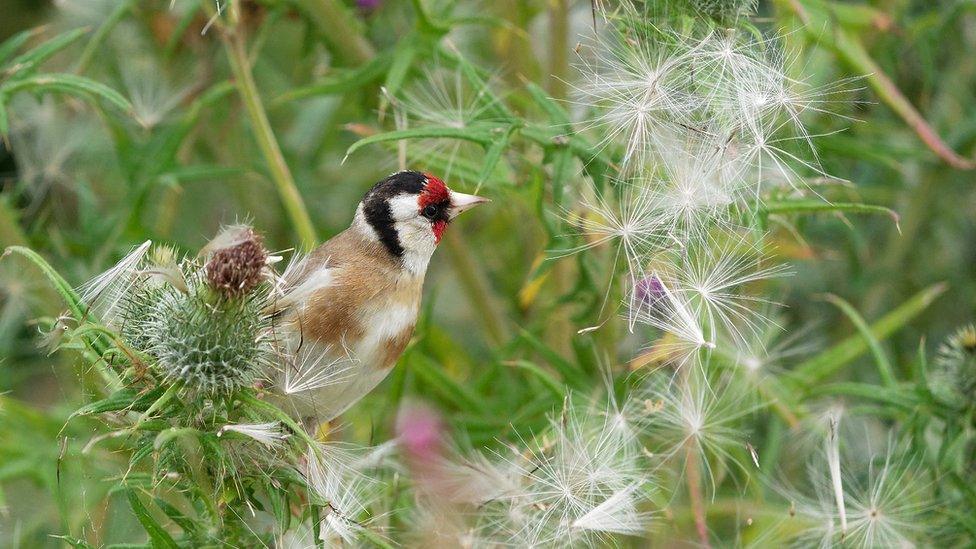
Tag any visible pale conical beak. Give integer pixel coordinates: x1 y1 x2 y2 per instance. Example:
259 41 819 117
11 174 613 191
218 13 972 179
447 191 490 219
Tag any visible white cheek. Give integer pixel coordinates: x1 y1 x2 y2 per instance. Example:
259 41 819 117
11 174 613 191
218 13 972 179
387 194 420 221
394 219 437 274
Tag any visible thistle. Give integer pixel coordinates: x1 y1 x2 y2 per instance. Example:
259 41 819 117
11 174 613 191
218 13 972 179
931 324 976 406
138 277 271 393
82 226 276 395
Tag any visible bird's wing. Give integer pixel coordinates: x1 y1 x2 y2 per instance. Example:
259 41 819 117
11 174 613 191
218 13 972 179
266 230 351 319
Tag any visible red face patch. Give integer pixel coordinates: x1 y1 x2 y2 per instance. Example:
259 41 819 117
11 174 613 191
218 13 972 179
419 173 451 244
418 173 449 208
432 219 447 243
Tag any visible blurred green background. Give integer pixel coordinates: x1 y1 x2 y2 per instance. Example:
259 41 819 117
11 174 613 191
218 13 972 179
0 0 974 545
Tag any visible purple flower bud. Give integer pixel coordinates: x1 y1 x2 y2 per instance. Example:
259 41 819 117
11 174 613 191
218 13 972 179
634 275 666 309
356 0 382 11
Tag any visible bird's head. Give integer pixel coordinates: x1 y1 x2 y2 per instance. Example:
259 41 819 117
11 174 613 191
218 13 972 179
355 170 488 272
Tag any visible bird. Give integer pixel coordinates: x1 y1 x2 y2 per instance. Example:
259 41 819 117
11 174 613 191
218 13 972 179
268 170 488 424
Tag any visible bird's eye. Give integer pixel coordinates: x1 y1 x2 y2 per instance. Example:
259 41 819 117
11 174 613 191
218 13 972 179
421 204 438 219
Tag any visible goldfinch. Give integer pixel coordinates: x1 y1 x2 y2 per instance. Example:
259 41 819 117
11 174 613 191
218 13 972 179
270 170 488 422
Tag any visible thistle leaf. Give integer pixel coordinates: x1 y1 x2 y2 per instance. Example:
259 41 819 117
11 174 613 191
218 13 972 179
2 73 133 113
125 489 180 549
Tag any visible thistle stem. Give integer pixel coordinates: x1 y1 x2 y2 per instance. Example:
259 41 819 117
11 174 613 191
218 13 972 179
290 0 376 65
547 0 570 100
443 230 507 345
685 442 711 548
221 10 318 249
680 364 710 547
545 0 575 357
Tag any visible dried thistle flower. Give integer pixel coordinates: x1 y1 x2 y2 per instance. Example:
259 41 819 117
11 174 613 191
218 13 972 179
203 225 268 298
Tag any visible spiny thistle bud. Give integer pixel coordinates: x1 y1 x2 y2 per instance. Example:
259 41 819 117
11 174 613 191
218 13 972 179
931 324 976 406
144 278 271 393
203 226 268 297
687 0 757 20
116 226 274 395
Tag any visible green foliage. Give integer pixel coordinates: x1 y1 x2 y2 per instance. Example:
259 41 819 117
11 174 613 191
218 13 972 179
0 0 973 546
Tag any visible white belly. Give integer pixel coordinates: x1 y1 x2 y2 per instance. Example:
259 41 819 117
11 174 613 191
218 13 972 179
273 297 417 422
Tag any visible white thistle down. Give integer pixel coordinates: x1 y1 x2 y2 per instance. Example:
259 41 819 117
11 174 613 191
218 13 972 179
573 27 702 172
826 411 847 535
392 62 505 189
119 55 192 130
672 237 791 347
217 422 289 448
77 240 151 324
276 341 359 396
8 97 104 213
559 180 667 283
570 483 648 537
717 314 818 380
449 396 655 546
775 422 934 548
629 371 760 491
303 443 383 545
628 272 711 359
842 451 932 548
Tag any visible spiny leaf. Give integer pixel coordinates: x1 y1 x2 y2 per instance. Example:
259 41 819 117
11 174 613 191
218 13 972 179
72 386 167 417
3 246 86 320
154 497 199 537
476 123 520 188
822 293 897 387
344 126 494 160
382 38 417 101
2 27 88 76
763 199 900 231
518 329 588 390
2 73 133 113
806 382 918 410
274 52 392 104
125 489 180 549
524 81 571 126
508 360 565 400
0 28 39 68
789 283 947 388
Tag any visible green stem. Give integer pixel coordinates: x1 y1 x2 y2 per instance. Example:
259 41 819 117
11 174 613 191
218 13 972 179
221 11 318 249
677 364 711 547
547 0 570 100
74 0 136 75
790 283 947 387
291 0 376 65
443 230 507 345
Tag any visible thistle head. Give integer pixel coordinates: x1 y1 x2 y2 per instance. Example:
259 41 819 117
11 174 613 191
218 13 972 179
138 275 272 394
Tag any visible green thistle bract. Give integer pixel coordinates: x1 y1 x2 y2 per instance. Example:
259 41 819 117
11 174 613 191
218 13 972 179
686 0 756 20
932 324 976 406
140 276 271 394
